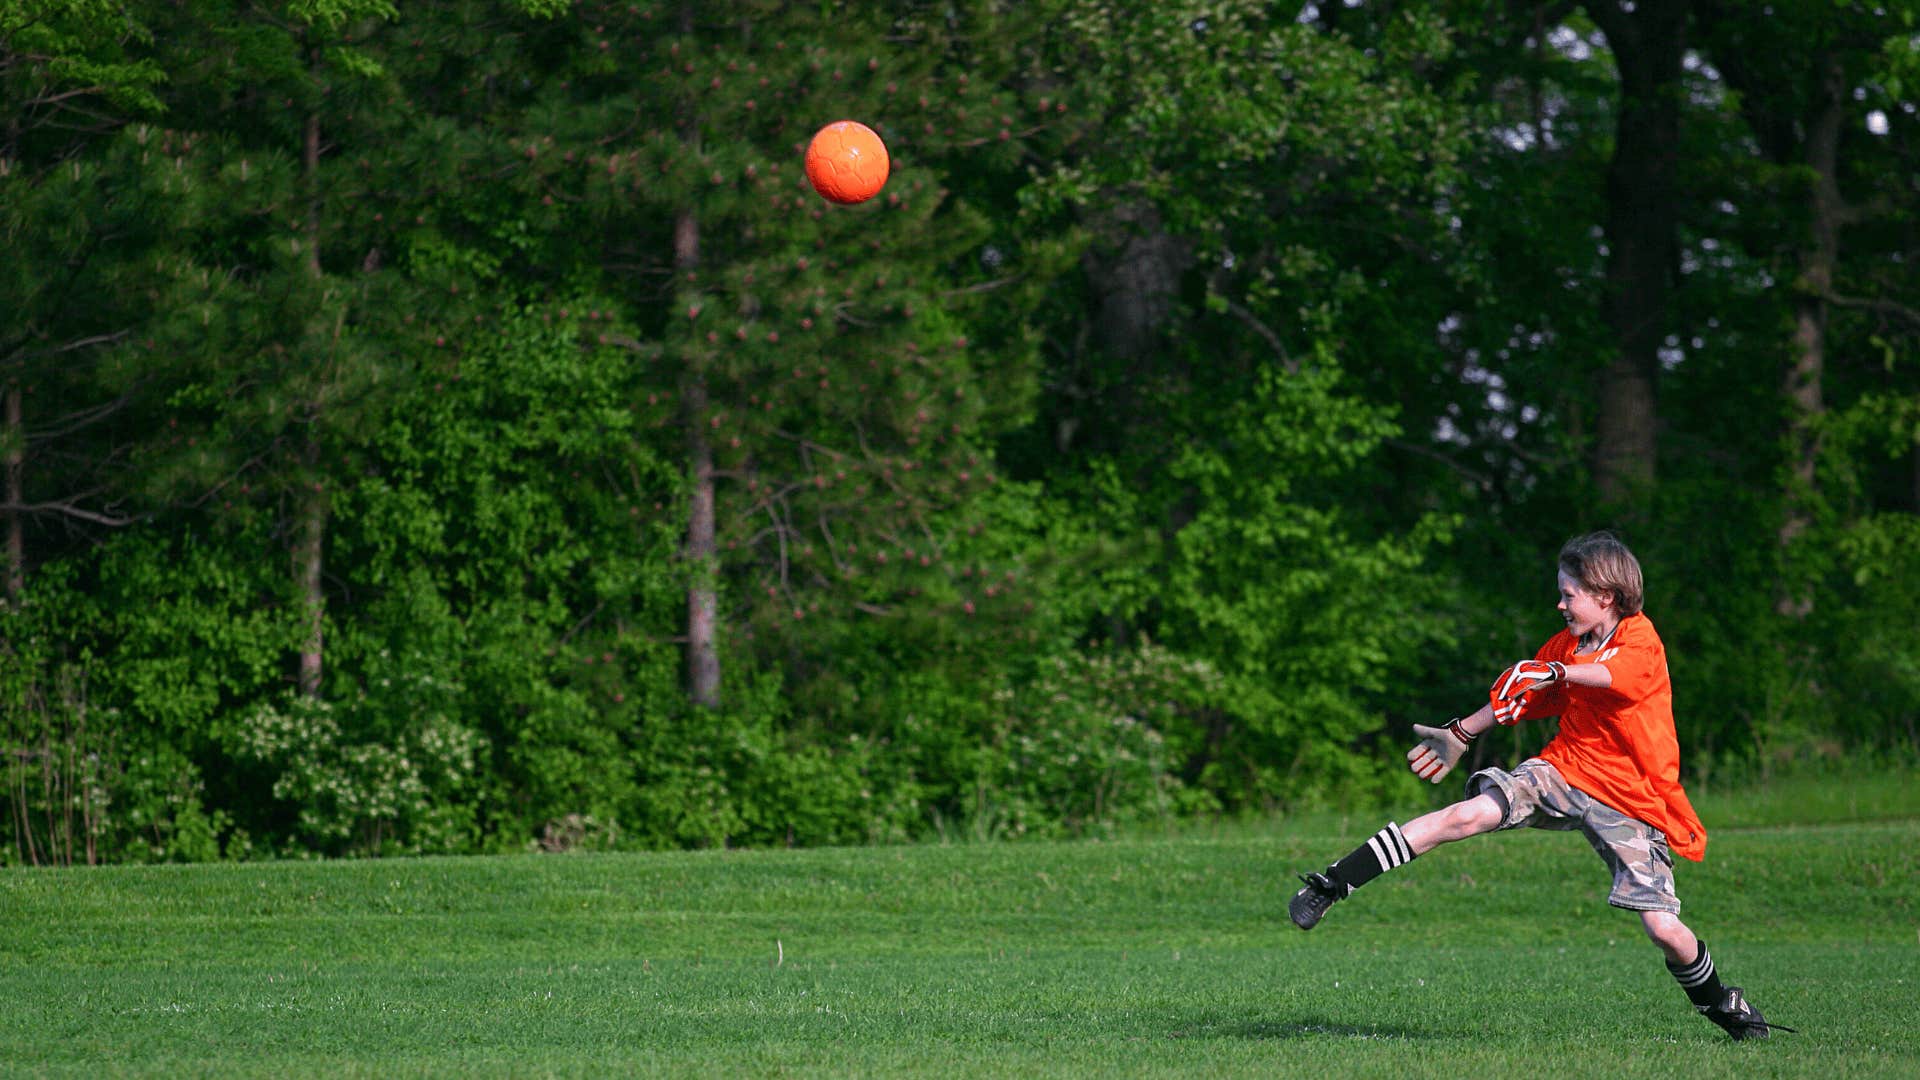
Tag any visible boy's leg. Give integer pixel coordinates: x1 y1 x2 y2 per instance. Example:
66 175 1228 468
1401 792 1508 854
1583 802 1782 1041
1642 911 1780 1040
1640 909 1698 965
1288 792 1505 930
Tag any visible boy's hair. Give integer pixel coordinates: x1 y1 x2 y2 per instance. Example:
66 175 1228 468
1559 531 1644 615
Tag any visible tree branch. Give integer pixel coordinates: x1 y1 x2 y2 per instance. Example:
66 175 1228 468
1222 298 1297 373
21 85 115 108
26 389 138 443
0 499 136 527
1825 289 1920 330
49 331 129 354
1386 437 1495 489
942 275 1024 298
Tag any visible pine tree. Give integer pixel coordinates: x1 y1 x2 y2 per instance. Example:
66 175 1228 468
0 0 173 602
142 0 505 698
475 0 1065 707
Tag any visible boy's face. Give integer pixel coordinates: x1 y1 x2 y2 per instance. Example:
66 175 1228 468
1557 571 1614 639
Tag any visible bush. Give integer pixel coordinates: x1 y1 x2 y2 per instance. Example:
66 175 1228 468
231 687 482 857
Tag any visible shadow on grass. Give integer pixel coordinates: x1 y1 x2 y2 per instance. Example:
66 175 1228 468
1168 1016 1447 1042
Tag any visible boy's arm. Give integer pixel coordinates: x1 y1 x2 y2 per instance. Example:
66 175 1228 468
1560 664 1612 689
1407 664 1613 782
1474 663 1611 730
1490 659 1609 724
1453 700 1497 738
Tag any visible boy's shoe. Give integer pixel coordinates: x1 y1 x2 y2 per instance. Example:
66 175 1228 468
1288 871 1349 931
1699 986 1793 1040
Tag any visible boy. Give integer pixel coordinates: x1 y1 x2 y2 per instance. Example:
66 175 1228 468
1287 531 1785 1041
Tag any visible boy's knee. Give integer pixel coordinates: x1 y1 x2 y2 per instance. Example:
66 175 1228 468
1639 911 1695 954
1424 795 1501 846
1452 793 1504 832
1405 793 1505 855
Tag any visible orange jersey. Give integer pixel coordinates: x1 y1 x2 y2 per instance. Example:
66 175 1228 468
1504 612 1708 861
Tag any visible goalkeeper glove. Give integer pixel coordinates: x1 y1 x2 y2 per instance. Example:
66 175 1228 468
1407 718 1475 784
1490 692 1528 726
1491 659 1566 702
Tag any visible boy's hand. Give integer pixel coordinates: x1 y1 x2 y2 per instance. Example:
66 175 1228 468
1407 720 1471 783
1490 692 1528 726
1491 659 1566 702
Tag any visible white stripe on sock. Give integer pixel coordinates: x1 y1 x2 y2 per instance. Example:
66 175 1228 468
1675 950 1715 988
1385 822 1412 863
1366 827 1408 871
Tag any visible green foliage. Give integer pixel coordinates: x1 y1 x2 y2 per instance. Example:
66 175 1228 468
478 1 1066 673
0 593 238 866
1118 365 1456 809
623 679 865 850
1817 512 1920 749
324 308 684 849
233 690 481 856
4 0 1918 861
0 0 166 124
42 524 288 748
1002 3 1475 812
1029 1 1475 347
976 641 1217 838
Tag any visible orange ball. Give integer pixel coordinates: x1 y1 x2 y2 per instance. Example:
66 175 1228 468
804 120 890 205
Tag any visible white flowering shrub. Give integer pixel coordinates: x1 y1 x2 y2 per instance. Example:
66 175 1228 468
235 681 482 856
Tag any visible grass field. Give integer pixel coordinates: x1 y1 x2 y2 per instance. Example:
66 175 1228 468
3 780 1917 1078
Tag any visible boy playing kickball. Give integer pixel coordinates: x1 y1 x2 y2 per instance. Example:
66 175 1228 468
1288 531 1787 1040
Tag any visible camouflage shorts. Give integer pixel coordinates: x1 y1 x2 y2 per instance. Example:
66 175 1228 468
1466 758 1680 914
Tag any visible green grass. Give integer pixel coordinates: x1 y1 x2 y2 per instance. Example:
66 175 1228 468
1692 764 1920 828
3 788 1918 1077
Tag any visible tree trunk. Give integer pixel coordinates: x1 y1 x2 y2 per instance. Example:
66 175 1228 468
1777 54 1843 618
1083 200 1190 364
677 208 721 708
670 2 720 708
4 381 20 604
1587 0 1689 505
295 104 327 698
295 442 327 698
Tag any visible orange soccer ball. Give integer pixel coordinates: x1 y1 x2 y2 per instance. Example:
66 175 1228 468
804 120 890 205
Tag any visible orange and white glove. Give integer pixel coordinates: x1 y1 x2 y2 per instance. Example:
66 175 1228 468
1491 659 1566 702
1491 693 1527 726
1488 659 1565 726
1407 719 1475 784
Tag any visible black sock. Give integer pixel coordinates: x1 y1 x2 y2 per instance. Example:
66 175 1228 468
1667 940 1726 1009
1328 822 1416 893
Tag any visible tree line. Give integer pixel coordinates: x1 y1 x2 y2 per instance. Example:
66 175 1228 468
3 0 1916 863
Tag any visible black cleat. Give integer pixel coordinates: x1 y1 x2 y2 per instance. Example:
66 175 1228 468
1288 871 1348 931
1699 986 1794 1040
